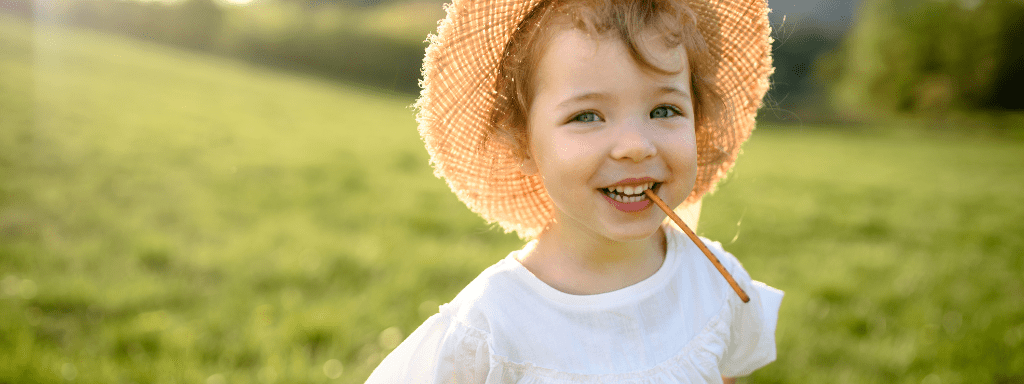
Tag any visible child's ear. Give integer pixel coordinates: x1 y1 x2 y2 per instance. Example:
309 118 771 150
519 153 538 175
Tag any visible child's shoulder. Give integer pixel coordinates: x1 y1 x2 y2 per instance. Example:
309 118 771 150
664 223 759 302
665 223 746 275
441 252 534 334
696 235 750 281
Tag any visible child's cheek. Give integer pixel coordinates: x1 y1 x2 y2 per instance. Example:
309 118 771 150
666 131 699 184
558 135 597 163
544 129 593 164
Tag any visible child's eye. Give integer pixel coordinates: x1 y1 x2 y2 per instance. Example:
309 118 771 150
650 106 682 119
570 111 602 123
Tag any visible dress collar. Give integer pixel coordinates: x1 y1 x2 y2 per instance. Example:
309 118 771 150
504 223 681 309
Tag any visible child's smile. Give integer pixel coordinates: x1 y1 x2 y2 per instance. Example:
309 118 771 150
600 179 661 212
522 27 698 243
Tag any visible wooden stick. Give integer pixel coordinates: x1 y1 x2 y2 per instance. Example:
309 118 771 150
643 189 750 303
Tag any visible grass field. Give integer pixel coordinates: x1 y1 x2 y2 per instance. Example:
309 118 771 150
2 15 1023 384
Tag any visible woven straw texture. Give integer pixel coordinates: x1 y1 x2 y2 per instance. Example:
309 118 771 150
416 0 773 238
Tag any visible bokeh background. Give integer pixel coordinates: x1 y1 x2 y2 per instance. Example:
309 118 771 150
1 0 1022 382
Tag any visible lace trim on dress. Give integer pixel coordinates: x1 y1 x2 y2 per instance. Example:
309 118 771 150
440 303 491 344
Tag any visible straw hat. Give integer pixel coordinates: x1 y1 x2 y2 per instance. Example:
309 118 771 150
416 0 773 239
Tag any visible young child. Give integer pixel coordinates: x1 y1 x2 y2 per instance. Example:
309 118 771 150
367 0 782 382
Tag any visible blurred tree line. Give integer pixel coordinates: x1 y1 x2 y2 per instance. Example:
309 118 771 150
820 0 1024 117
0 0 444 93
765 18 846 121
0 0 1021 119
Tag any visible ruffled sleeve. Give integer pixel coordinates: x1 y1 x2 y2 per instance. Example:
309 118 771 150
705 241 784 378
365 304 491 383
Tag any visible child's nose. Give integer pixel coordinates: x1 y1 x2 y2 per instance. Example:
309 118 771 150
609 120 656 162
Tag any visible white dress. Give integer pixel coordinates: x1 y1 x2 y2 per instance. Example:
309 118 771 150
366 223 784 383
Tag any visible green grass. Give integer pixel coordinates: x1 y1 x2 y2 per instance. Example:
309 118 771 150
2 15 1023 384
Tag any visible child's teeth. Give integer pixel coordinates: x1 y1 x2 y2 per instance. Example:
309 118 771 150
606 183 657 201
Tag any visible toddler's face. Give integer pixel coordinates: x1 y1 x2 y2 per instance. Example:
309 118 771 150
522 27 698 242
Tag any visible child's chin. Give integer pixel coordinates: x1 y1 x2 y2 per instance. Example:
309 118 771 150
603 221 663 242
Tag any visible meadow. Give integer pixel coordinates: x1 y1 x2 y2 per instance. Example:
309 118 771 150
1 15 1023 384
